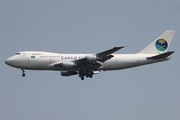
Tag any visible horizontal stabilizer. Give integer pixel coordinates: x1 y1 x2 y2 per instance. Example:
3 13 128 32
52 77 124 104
147 51 174 60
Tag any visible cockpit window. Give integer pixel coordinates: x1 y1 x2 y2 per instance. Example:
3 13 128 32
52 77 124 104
16 53 20 55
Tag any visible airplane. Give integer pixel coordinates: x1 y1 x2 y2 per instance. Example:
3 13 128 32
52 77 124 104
5 30 175 80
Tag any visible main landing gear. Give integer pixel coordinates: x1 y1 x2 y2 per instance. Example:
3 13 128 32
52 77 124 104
21 69 25 77
79 71 93 80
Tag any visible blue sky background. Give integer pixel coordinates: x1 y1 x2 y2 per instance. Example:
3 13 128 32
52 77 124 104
1 0 180 120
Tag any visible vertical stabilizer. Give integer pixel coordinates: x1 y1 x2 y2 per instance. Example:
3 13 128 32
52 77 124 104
138 30 175 54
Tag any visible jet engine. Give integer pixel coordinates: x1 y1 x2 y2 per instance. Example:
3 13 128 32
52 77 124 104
60 62 77 68
86 55 97 62
61 71 78 76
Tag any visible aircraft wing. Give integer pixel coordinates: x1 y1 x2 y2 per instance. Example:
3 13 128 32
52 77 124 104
76 46 125 63
54 46 124 70
53 60 102 71
97 46 124 58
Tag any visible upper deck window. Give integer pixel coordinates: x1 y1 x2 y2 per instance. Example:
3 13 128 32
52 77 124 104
16 53 20 55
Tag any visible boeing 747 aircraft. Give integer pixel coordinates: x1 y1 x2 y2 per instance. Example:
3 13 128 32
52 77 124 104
5 30 175 80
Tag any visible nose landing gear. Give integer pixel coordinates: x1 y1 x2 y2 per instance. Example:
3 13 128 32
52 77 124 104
21 69 25 77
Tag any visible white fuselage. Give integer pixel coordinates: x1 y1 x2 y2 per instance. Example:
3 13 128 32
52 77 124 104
4 30 175 79
5 51 169 71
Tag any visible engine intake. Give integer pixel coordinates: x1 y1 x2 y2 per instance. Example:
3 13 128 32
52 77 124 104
86 55 97 62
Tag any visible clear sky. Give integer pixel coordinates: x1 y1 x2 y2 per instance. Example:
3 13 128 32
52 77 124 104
1 0 180 120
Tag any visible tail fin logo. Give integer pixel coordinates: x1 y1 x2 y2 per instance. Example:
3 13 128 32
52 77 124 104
155 39 168 51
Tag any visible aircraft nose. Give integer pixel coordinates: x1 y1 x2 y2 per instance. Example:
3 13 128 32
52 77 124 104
5 58 11 65
5 59 8 64
5 57 15 66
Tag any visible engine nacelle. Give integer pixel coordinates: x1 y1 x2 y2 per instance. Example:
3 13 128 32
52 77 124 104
61 71 78 76
61 62 77 68
86 55 97 62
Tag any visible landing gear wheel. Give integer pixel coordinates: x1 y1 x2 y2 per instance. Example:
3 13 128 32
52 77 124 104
21 69 25 77
81 77 84 80
86 74 89 78
89 75 93 78
79 72 85 80
22 73 25 77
